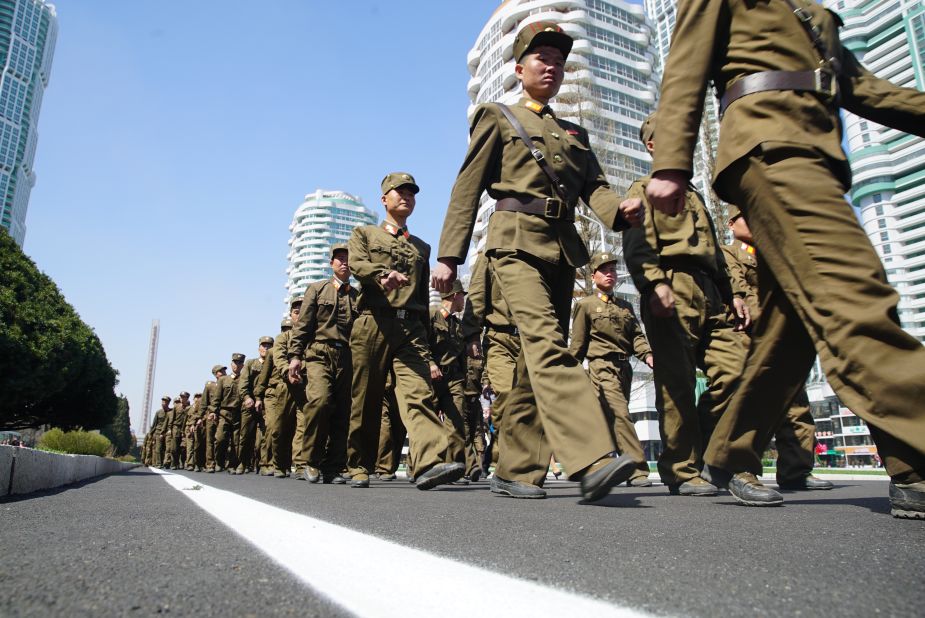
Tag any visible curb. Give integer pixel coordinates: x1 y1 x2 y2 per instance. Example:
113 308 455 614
0 445 139 497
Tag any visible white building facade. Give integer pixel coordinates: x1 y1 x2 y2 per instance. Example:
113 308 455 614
827 0 925 344
0 0 56 246
285 190 377 302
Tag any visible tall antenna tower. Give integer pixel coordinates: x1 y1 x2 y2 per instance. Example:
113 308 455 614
140 319 160 435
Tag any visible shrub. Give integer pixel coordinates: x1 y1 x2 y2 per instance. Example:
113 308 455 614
38 428 112 457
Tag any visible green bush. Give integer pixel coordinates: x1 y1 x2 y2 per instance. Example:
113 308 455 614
38 428 112 457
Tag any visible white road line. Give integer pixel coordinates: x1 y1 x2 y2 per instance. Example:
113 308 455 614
152 469 655 618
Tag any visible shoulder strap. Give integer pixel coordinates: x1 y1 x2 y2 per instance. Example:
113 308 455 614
781 0 841 72
495 103 569 200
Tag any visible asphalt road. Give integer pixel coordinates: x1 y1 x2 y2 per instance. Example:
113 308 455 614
2 468 922 617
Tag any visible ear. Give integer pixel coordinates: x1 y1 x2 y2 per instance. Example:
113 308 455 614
514 62 524 81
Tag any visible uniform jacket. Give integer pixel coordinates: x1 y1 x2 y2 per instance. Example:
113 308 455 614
461 252 514 340
569 293 651 363
653 0 925 196
722 241 760 321
438 97 629 267
238 357 265 403
255 330 294 398
430 307 466 372
288 277 359 359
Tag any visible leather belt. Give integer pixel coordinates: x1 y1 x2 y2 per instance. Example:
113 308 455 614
315 340 346 349
363 306 421 320
495 197 573 222
488 323 519 336
660 259 713 278
720 68 838 115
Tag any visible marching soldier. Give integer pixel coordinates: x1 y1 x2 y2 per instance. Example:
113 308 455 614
645 0 925 515
201 366 223 473
184 393 205 471
623 114 749 497
570 252 654 487
429 280 472 480
463 345 488 480
433 22 644 501
238 336 273 474
210 353 245 473
722 207 833 491
346 172 464 490
288 243 358 483
149 396 170 468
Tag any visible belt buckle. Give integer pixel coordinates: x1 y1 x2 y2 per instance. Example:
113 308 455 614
814 68 837 99
396 309 407 319
544 198 562 219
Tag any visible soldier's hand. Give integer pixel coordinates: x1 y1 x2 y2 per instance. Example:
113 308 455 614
256 399 263 412
207 412 216 422
430 363 443 382
287 358 303 384
431 259 457 293
645 354 654 369
649 283 676 317
731 296 751 332
380 270 410 291
619 198 645 228
646 170 689 215
243 396 255 410
467 337 482 359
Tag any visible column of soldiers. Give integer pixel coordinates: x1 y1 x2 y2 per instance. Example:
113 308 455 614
144 16 924 519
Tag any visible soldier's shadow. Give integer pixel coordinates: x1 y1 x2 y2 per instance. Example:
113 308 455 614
768 495 892 516
570 493 651 508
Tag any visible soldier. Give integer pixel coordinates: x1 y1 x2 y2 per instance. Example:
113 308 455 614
238 336 273 474
288 243 358 483
142 430 153 466
570 252 654 487
722 207 833 491
201 366 223 473
375 371 405 481
429 280 472 481
433 22 644 501
623 114 749 497
257 312 308 479
184 393 205 471
645 0 925 515
210 353 245 473
346 172 464 490
462 344 488 480
149 396 170 468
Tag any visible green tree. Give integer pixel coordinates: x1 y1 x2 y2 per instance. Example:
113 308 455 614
0 228 119 431
101 395 132 456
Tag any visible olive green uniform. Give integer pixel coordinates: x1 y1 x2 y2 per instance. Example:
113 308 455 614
184 400 204 470
623 177 746 486
347 222 454 479
289 277 358 478
210 372 242 471
238 357 266 472
723 241 816 483
655 0 925 483
149 408 167 467
164 403 187 469
570 291 652 481
429 306 471 473
256 330 304 475
439 96 633 485
463 353 487 475
375 371 406 477
200 381 218 471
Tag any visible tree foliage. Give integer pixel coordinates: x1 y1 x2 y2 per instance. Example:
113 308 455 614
101 395 132 456
0 229 119 431
38 428 112 457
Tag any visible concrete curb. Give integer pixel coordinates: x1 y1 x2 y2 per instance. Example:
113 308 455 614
0 445 139 497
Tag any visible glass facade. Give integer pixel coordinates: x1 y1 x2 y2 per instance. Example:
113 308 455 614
0 0 56 247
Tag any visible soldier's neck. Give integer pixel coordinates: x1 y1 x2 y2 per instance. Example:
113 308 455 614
384 214 407 229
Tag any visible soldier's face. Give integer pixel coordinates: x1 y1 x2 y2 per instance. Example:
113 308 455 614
331 251 349 279
231 360 243 374
382 186 416 218
729 216 753 244
516 46 564 102
258 343 271 358
593 262 617 291
451 292 465 313
290 305 301 320
161 400 170 410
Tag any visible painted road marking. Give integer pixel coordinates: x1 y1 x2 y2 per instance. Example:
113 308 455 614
153 469 655 618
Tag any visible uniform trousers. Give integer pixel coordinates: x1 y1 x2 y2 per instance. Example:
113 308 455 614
707 144 925 484
264 383 302 473
347 311 453 478
463 394 487 475
641 269 746 486
376 383 407 476
587 357 650 479
204 417 217 470
483 328 520 467
214 410 239 470
300 342 351 477
774 389 815 483
432 363 470 470
238 407 260 470
488 249 616 485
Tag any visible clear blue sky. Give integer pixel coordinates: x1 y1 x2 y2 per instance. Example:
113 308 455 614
24 1 501 433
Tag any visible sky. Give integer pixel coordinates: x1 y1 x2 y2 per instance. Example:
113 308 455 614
24 0 504 434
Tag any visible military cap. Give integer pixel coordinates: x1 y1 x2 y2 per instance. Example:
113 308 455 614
639 113 656 146
513 21 573 62
280 317 293 330
173 397 181 403
381 172 419 195
231 352 246 363
259 335 274 346
212 364 227 375
290 296 304 309
330 242 349 259
440 279 466 301
194 393 202 398
179 391 190 398
589 251 618 272
161 395 171 402
727 204 742 223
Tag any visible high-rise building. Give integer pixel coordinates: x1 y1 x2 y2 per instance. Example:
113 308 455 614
285 189 377 302
0 0 56 246
465 0 660 265
827 0 925 344
644 0 723 224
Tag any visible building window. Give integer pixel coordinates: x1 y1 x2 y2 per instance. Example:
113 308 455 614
878 219 887 229
883 244 892 255
875 204 884 216
880 231 889 242
873 194 882 203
